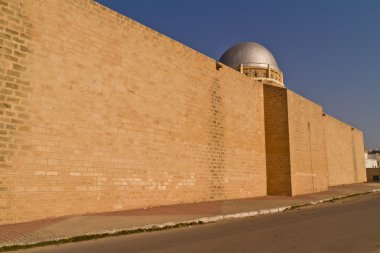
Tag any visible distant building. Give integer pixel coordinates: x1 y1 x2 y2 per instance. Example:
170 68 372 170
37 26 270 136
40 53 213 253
365 153 379 168
366 149 380 182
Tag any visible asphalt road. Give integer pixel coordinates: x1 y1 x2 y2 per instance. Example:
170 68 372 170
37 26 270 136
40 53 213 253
17 193 380 253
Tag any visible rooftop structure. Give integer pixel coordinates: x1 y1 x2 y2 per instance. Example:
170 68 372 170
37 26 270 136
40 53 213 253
219 42 284 86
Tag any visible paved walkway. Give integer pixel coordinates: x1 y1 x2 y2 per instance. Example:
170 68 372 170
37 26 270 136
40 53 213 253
1 183 379 248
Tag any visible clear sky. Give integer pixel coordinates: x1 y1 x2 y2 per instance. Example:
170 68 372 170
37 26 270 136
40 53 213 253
95 0 380 149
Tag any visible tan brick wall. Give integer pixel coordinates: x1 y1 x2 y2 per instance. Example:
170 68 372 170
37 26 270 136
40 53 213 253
0 0 267 224
352 128 366 182
263 84 291 196
287 91 328 195
0 0 34 224
264 87 329 196
221 73 267 199
324 114 366 186
0 0 367 225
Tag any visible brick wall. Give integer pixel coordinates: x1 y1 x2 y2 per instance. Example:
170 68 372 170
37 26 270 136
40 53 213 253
0 0 267 224
264 87 329 196
352 128 366 182
0 0 34 224
263 84 292 196
0 0 367 225
324 114 366 186
287 91 328 195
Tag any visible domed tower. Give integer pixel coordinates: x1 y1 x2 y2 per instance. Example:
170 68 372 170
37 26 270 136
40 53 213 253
219 42 284 87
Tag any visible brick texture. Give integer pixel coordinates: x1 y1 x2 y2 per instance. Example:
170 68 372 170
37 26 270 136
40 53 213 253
264 87 329 196
0 0 267 224
324 115 366 186
287 91 328 195
0 0 34 224
0 0 366 225
263 84 291 196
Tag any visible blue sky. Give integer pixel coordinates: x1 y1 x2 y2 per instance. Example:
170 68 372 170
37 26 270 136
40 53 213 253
95 0 380 148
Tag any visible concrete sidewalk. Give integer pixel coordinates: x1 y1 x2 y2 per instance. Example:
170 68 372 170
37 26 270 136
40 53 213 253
1 183 380 249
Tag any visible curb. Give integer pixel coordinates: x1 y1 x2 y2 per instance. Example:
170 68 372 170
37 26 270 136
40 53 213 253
1 189 379 252
185 188 380 223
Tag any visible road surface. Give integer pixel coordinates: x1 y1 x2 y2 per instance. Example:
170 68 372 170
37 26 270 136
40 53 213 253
17 192 380 253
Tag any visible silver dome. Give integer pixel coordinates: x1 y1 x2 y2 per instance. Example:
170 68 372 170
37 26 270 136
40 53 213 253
219 42 280 70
